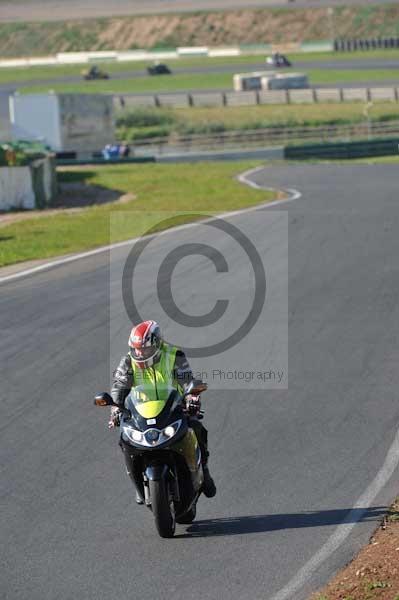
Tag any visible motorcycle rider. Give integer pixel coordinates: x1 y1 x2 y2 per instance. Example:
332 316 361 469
109 320 217 500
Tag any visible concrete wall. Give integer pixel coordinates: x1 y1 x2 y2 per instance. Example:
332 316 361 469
10 93 115 153
0 92 11 141
10 94 60 149
0 166 35 210
31 157 58 208
59 94 115 152
0 156 57 211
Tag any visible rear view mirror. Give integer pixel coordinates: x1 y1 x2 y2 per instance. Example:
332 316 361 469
94 392 113 406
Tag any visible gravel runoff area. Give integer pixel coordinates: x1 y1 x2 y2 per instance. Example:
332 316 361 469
310 498 399 600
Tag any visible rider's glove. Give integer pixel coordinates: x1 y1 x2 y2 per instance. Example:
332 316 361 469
108 406 121 429
185 394 201 416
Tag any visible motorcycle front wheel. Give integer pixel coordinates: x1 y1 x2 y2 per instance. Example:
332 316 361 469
176 505 196 524
149 478 176 538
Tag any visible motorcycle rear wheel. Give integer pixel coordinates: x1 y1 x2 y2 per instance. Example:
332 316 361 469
149 478 176 538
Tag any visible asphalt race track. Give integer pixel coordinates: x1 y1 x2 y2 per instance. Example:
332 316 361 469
2 164 399 600
1 57 398 93
0 0 397 22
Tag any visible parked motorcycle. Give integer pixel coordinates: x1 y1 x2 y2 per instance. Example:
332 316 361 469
94 380 207 538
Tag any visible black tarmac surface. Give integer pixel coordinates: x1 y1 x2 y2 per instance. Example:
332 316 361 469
1 164 399 600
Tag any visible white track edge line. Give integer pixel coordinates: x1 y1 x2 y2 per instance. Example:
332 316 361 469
0 165 300 285
271 426 399 600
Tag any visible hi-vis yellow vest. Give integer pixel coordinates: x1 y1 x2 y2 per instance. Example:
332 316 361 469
130 343 180 418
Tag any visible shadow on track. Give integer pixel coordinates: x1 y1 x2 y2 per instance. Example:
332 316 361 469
174 506 386 538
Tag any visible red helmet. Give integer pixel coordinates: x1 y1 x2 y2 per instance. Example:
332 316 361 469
128 320 162 369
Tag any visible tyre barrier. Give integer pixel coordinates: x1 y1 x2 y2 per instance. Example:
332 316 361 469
334 37 399 52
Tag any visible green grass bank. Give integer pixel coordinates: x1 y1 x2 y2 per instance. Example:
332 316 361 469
2 4 399 57
0 161 274 268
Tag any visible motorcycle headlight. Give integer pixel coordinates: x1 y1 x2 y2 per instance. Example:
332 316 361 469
122 420 182 447
123 426 144 444
164 425 175 438
132 430 143 442
164 423 178 438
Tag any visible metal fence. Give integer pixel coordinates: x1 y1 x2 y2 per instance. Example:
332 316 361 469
115 86 399 111
131 119 399 155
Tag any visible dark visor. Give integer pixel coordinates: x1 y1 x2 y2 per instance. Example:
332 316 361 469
132 346 157 360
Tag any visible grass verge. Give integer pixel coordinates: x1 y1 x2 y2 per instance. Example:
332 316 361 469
0 161 274 268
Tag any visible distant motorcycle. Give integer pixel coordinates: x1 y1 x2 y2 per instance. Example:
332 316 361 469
266 53 292 68
94 380 207 538
147 62 172 75
82 65 110 80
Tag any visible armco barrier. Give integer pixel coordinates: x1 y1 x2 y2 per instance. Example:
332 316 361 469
284 137 399 160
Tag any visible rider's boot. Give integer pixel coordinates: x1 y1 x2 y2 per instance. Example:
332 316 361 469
188 419 216 497
135 490 144 505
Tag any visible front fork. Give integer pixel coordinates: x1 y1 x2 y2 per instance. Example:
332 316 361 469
121 446 179 506
144 464 180 505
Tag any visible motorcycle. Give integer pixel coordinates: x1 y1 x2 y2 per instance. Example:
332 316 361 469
94 380 207 538
147 62 172 75
266 53 292 68
82 65 110 80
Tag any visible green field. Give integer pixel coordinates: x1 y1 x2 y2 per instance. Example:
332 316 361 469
0 161 274 268
19 68 399 95
115 102 399 141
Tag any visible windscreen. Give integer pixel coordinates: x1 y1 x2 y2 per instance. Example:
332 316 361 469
125 385 179 419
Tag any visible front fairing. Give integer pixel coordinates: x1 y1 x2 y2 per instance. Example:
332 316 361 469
120 387 187 450
124 386 184 429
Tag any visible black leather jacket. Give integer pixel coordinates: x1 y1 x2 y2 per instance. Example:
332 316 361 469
111 345 193 408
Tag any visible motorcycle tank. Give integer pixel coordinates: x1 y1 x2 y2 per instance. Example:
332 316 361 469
125 385 177 419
